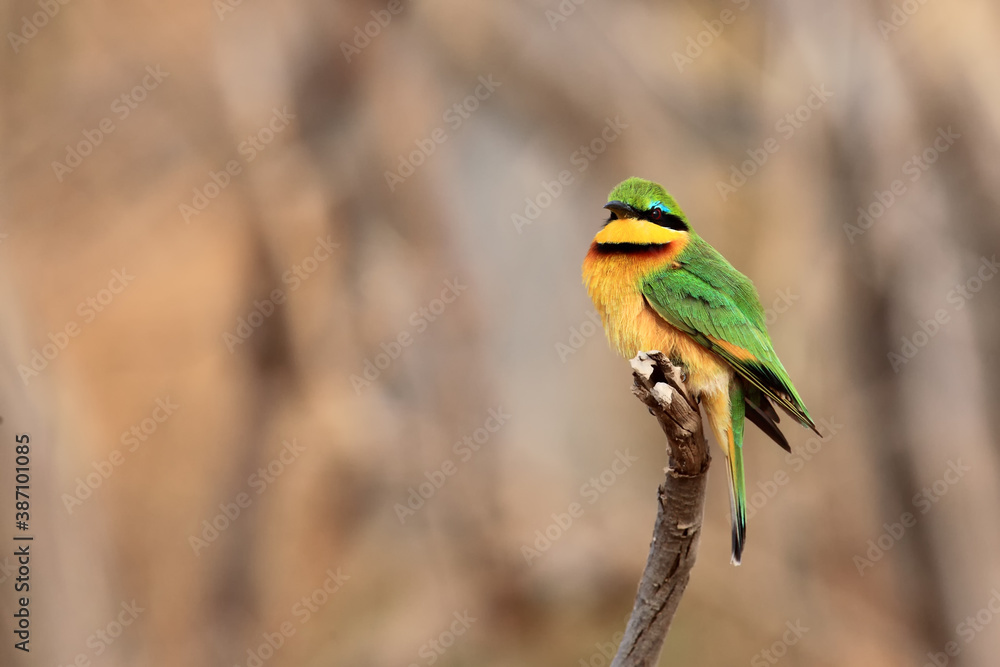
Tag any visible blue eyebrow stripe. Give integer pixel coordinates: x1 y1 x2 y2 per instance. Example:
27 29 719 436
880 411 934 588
650 200 672 213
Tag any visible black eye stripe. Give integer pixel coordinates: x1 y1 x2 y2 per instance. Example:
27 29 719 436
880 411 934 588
602 205 688 231
640 210 688 231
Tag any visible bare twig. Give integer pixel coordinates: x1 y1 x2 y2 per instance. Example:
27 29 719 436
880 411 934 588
612 351 711 667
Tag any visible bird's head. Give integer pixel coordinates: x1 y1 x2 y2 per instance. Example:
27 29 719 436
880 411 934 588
594 177 691 249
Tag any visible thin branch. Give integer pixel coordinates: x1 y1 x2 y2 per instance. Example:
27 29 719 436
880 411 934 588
612 351 711 667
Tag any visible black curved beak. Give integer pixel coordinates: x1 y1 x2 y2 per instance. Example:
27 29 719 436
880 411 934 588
604 200 640 219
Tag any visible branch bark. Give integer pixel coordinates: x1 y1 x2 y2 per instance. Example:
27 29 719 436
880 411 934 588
612 351 711 667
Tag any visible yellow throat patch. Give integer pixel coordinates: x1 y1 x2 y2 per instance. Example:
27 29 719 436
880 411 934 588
593 218 688 247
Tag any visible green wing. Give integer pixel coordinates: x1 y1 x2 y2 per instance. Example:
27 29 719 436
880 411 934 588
642 237 816 432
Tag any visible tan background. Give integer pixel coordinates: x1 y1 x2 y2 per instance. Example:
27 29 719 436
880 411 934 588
2 1 1000 665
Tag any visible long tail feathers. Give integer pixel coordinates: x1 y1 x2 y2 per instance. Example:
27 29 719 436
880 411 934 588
726 383 747 565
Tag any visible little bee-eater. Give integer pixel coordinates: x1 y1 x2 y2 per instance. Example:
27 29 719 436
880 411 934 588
582 177 817 564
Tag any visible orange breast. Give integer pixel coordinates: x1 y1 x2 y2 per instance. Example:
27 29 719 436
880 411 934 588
582 242 731 396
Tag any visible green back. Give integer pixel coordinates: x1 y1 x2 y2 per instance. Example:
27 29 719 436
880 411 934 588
641 234 815 429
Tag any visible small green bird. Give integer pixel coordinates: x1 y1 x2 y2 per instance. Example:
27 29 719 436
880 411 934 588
582 177 817 564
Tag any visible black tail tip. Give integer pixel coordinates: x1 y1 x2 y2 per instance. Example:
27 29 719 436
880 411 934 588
731 522 746 566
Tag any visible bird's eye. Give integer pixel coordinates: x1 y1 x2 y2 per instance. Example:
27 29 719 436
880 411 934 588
644 206 688 231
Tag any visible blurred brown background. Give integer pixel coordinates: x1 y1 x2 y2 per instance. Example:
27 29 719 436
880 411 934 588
2 1 999 665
